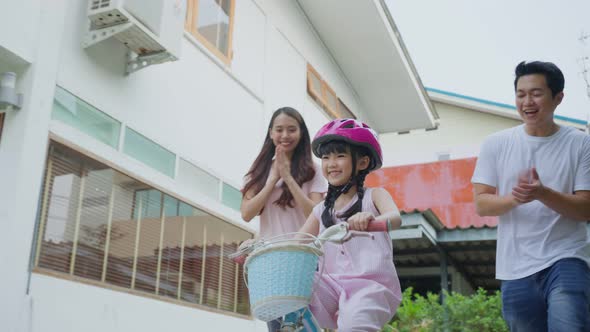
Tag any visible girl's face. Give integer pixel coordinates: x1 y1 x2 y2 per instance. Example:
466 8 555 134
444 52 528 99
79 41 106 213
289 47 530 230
269 113 301 154
321 150 369 186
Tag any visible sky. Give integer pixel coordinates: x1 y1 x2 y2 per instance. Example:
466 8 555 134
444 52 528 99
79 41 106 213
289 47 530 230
386 0 590 124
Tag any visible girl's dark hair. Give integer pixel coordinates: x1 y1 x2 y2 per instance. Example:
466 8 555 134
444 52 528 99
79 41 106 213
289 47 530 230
242 107 315 209
318 140 371 228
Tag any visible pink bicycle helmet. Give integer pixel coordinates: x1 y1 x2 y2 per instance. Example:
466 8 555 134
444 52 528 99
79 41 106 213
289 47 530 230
312 118 382 170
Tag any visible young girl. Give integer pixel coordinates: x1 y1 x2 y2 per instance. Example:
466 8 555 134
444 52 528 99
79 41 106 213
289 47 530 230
241 107 327 331
299 118 402 332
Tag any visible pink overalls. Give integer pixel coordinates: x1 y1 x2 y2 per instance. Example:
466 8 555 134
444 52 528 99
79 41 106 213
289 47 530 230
309 188 401 332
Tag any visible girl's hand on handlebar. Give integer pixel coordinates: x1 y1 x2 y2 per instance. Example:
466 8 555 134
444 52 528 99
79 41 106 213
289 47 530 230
346 212 375 231
238 238 256 251
230 238 257 265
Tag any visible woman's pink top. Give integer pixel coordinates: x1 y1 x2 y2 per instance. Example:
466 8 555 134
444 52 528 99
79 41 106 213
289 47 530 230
258 162 327 238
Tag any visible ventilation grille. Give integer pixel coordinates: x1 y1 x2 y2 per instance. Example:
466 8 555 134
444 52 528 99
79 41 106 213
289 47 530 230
90 0 111 10
89 9 129 29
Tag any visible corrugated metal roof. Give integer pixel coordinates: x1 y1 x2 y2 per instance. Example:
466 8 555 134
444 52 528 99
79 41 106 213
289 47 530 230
367 157 498 229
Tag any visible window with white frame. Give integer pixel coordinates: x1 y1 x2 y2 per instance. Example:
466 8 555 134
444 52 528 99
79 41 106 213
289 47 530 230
34 141 252 315
185 0 236 65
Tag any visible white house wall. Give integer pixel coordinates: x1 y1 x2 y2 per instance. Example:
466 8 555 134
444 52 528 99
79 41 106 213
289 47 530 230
254 0 365 121
0 0 366 331
0 0 68 330
380 101 521 167
30 274 267 332
0 0 38 63
263 24 336 138
230 0 267 100
56 0 265 188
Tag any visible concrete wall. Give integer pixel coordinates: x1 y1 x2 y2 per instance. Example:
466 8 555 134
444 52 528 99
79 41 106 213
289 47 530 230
0 0 38 63
30 274 267 332
0 1 68 331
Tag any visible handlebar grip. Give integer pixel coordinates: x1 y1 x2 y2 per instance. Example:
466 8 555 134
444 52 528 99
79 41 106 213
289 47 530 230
366 219 391 232
231 255 246 265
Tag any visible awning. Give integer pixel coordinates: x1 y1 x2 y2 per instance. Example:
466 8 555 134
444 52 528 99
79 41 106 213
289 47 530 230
297 0 438 133
393 210 499 292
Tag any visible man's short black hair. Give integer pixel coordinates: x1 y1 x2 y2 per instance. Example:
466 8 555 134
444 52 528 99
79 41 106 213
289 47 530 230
514 61 564 97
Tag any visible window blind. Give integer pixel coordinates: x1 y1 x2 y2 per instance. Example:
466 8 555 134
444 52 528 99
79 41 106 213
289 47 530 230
36 141 251 315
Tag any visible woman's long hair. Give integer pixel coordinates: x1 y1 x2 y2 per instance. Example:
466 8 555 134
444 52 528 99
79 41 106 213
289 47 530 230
242 107 315 209
318 140 371 228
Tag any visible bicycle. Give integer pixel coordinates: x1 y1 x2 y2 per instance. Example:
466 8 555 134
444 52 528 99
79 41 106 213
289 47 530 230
229 219 393 332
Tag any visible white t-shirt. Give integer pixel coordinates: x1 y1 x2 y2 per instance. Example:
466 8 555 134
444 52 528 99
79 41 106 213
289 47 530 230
472 124 590 280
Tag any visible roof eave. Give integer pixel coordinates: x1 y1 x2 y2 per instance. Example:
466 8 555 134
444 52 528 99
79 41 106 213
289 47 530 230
297 0 437 133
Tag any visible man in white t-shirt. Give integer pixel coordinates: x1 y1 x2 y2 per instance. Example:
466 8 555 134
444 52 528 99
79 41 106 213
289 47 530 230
472 61 590 331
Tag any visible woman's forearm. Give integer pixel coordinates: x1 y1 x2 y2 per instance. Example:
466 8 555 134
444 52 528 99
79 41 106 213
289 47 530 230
240 182 275 221
283 176 317 217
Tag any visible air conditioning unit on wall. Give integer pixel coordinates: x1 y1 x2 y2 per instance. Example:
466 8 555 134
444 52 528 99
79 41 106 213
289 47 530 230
82 0 186 74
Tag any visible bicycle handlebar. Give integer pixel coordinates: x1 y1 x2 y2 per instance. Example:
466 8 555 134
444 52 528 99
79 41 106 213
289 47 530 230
230 219 393 265
232 254 247 265
365 218 393 232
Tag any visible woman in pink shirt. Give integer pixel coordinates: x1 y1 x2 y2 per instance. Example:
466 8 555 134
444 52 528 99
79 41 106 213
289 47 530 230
299 118 403 332
241 107 327 331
